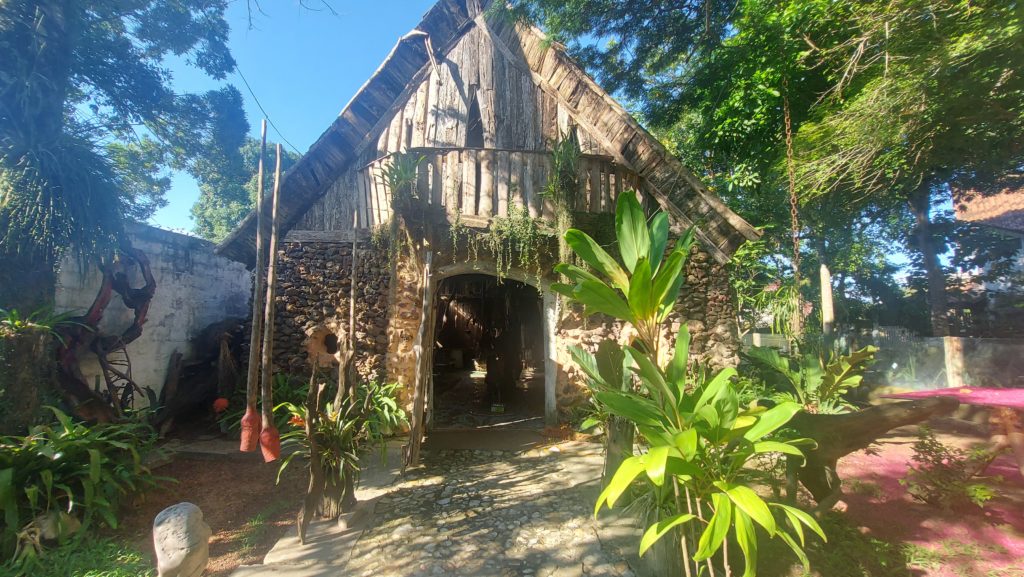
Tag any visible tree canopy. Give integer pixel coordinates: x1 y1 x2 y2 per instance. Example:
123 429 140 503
0 1 240 277
516 0 1024 336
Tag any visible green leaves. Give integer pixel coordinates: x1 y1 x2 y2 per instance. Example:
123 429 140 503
640 514 696 556
555 190 825 576
615 191 650 273
563 229 629 292
0 408 161 561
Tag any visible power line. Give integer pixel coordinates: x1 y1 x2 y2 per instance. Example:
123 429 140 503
234 65 302 155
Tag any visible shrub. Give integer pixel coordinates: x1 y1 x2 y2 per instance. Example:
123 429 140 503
900 425 999 509
0 408 162 566
556 191 825 576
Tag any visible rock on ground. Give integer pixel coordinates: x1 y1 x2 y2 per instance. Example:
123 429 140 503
153 502 212 577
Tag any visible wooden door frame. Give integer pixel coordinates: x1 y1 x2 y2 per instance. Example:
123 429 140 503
429 262 559 428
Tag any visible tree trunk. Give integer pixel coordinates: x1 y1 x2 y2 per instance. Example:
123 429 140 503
909 187 949 337
603 415 635 487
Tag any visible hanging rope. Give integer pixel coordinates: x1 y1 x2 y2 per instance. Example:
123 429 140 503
783 79 803 338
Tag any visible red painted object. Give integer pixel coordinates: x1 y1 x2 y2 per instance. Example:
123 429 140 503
239 406 260 452
882 387 1024 409
260 424 281 462
212 397 229 413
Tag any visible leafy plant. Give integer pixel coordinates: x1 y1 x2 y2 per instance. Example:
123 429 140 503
449 204 548 280
219 373 308 433
0 408 162 566
0 536 155 577
277 378 407 483
742 345 877 414
382 153 424 208
557 191 824 576
541 132 581 264
0 308 87 345
900 426 1000 510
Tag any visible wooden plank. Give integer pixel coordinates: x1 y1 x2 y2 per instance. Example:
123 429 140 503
430 154 444 206
411 80 429 149
373 164 388 224
416 154 430 204
588 158 602 213
386 104 404 153
445 150 461 215
509 151 524 210
496 150 510 216
425 66 441 146
601 167 612 213
525 152 539 218
479 149 494 217
540 156 555 221
462 149 478 215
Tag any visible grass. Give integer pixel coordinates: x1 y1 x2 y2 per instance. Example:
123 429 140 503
0 537 154 577
847 479 885 499
237 498 295 554
782 513 912 577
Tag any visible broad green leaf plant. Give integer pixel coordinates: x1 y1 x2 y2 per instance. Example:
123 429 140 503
743 345 878 414
556 191 824 576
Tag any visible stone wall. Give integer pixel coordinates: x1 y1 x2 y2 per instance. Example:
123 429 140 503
270 230 740 421
271 240 391 380
54 223 251 405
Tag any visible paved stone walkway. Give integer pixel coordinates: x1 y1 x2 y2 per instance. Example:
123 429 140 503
233 441 642 577
345 444 634 577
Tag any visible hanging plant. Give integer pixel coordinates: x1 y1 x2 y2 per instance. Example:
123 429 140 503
541 131 581 265
447 204 546 281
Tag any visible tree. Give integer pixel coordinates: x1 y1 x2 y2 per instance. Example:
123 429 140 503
191 137 299 242
0 0 239 312
516 0 1024 337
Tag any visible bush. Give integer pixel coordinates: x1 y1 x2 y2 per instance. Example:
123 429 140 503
0 408 162 566
900 426 999 509
219 373 309 432
0 536 154 577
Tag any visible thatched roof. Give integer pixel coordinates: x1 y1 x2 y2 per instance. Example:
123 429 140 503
216 0 758 266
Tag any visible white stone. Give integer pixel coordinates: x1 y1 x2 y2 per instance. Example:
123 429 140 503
153 502 211 577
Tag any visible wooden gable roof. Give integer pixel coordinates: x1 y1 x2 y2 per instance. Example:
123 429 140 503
216 0 759 266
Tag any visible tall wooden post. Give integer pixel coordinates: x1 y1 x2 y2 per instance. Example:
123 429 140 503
404 250 433 470
240 119 268 452
258 144 284 462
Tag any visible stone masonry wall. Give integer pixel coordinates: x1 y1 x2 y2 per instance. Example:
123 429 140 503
272 233 740 421
272 241 390 380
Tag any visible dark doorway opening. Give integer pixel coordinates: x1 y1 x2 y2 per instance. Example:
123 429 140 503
431 274 544 429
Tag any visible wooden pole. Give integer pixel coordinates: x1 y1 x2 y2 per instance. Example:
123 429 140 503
404 250 433 470
240 119 268 452
259 144 284 462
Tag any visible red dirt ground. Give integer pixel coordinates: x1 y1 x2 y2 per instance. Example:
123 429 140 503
114 452 305 576
837 418 1024 577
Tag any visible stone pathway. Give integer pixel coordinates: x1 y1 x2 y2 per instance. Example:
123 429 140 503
346 444 633 577
233 441 642 577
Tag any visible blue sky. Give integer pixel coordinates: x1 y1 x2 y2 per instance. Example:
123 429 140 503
149 0 437 232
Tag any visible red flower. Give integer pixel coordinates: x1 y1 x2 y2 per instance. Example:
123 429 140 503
289 415 306 428
212 397 229 413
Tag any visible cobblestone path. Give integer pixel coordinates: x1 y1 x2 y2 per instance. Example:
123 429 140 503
342 442 637 577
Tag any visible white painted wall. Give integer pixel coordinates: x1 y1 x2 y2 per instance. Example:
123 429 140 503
55 223 251 406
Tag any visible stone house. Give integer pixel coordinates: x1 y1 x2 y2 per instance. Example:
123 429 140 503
217 0 758 435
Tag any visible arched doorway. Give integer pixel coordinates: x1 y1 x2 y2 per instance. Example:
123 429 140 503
426 267 559 430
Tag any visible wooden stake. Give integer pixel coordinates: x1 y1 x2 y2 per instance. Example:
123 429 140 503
240 119 268 453
259 144 283 462
404 250 433 470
